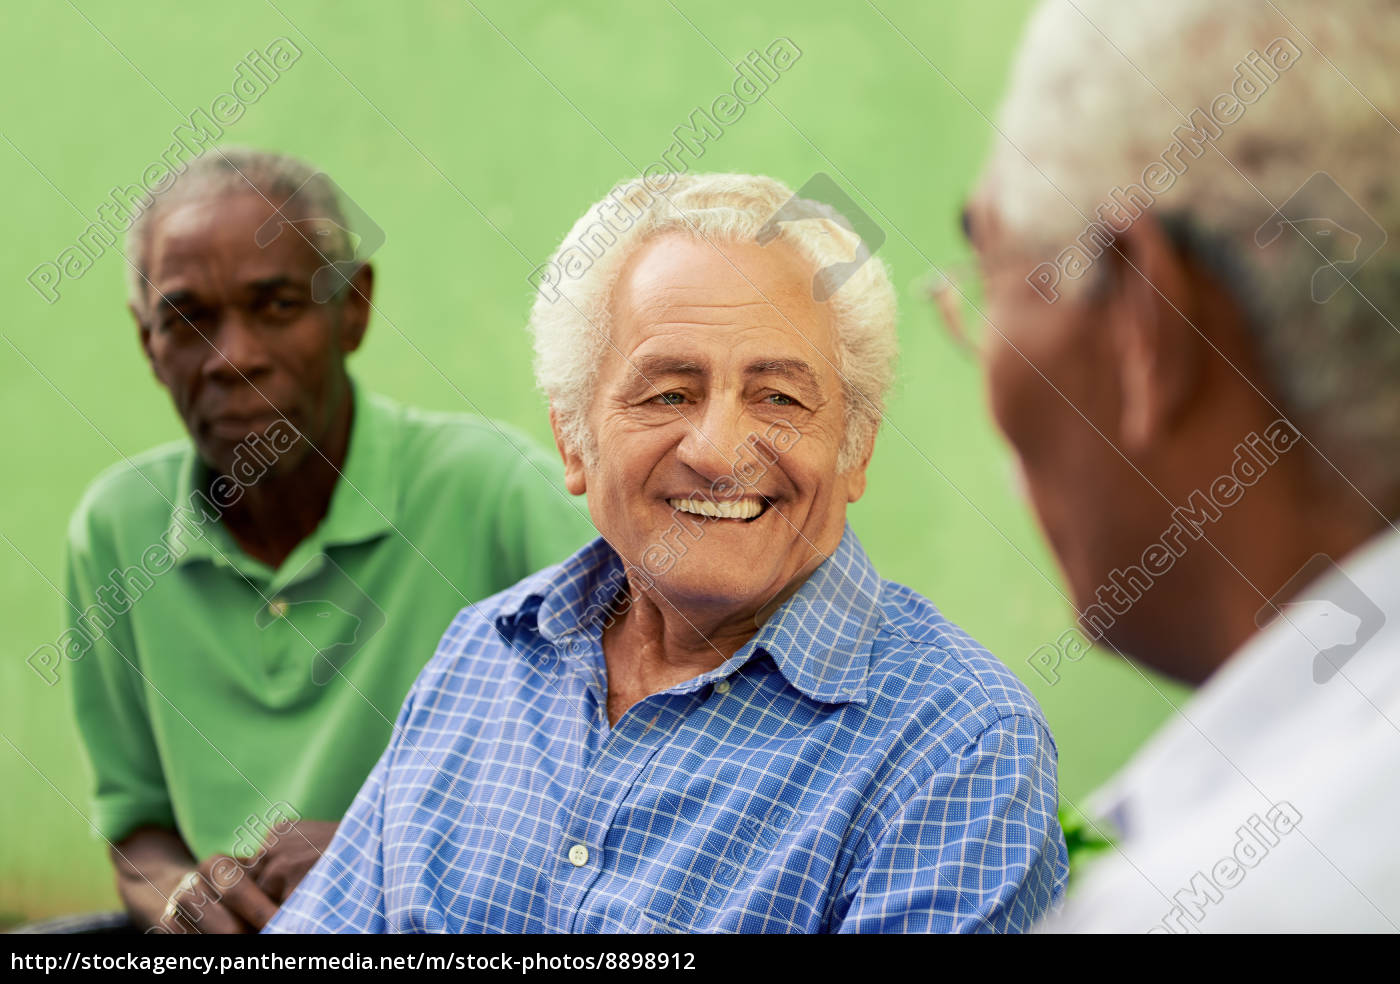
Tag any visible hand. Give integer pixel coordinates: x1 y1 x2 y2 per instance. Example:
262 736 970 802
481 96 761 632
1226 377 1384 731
157 854 279 934
248 819 338 904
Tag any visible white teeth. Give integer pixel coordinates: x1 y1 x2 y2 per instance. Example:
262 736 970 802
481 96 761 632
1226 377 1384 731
667 497 765 520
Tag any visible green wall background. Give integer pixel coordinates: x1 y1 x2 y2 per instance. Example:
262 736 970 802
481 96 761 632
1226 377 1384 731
0 0 1184 921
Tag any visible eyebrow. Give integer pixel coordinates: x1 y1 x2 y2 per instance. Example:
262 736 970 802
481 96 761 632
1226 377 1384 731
248 276 304 294
153 276 304 309
745 358 821 397
628 355 822 397
154 288 200 312
629 356 705 381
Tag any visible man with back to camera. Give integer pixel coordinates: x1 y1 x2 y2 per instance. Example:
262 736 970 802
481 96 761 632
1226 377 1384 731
56 146 594 932
942 0 1400 931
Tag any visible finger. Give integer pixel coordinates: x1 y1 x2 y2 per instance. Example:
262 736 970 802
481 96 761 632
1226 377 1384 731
156 872 203 935
166 880 247 936
258 857 315 904
240 849 269 884
255 860 289 904
179 899 249 935
216 868 281 930
153 907 193 935
191 857 266 933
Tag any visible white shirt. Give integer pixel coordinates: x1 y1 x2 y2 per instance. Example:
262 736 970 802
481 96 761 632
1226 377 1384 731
1043 528 1400 933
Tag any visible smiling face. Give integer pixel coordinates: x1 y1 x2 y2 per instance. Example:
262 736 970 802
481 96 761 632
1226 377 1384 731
135 191 371 475
557 232 869 623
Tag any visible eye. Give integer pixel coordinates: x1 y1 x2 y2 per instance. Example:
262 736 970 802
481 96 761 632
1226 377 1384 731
261 296 305 319
651 392 686 406
764 393 797 407
161 308 206 334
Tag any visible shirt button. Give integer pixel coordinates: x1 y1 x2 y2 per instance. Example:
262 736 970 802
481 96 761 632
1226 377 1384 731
714 679 731 695
567 844 589 867
268 599 289 618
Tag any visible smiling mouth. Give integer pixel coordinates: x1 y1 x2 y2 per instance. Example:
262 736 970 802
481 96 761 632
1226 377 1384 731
666 496 769 522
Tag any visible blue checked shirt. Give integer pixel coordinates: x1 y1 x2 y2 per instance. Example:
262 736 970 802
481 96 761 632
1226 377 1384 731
268 526 1067 933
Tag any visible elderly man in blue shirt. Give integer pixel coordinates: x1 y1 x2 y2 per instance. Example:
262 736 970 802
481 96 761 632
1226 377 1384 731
268 172 1067 934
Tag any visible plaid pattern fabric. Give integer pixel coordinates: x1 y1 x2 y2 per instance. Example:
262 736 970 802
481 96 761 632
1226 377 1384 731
268 526 1067 934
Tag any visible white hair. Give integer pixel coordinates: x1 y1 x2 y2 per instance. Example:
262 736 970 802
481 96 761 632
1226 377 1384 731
989 0 1400 501
527 172 898 472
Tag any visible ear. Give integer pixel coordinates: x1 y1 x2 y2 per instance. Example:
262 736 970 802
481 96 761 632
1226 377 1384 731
338 263 374 354
549 406 588 495
1104 213 1203 454
843 434 875 503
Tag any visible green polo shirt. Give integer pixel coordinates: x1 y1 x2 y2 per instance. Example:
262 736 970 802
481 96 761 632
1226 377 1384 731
63 384 594 859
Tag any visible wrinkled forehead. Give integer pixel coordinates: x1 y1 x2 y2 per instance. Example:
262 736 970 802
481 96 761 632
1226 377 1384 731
609 232 837 359
145 192 330 290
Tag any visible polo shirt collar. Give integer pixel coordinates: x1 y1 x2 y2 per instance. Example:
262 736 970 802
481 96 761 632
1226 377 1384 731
315 383 399 548
500 523 880 706
163 379 398 572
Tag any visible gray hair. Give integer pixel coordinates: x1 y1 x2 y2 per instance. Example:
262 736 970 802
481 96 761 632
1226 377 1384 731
989 0 1400 502
528 172 898 472
125 146 355 316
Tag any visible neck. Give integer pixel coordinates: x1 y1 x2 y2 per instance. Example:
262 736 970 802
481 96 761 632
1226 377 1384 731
1128 465 1390 684
599 582 770 726
220 390 355 569
608 586 760 675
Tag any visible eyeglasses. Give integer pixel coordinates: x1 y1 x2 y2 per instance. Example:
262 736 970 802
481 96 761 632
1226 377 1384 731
919 258 1031 359
919 259 993 358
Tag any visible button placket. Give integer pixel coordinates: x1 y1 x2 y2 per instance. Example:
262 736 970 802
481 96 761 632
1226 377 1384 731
555 697 680 933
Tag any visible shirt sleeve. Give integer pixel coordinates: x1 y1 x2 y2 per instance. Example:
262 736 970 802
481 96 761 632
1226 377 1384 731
835 714 1069 933
64 512 176 844
265 687 406 933
493 439 595 580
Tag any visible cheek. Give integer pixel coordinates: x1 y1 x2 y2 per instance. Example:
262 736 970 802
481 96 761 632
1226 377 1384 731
590 422 665 499
283 315 338 371
983 297 1104 463
152 345 200 403
985 335 1041 456
984 334 1083 543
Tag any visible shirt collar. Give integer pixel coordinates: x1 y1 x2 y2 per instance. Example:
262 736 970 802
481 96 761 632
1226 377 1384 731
1088 524 1400 831
164 379 399 572
748 524 881 704
495 523 882 706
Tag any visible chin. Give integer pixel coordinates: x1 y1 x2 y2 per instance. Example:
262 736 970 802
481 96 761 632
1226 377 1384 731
645 565 771 611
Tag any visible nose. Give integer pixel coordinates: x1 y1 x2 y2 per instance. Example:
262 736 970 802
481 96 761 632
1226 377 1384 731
204 310 272 383
674 395 748 484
